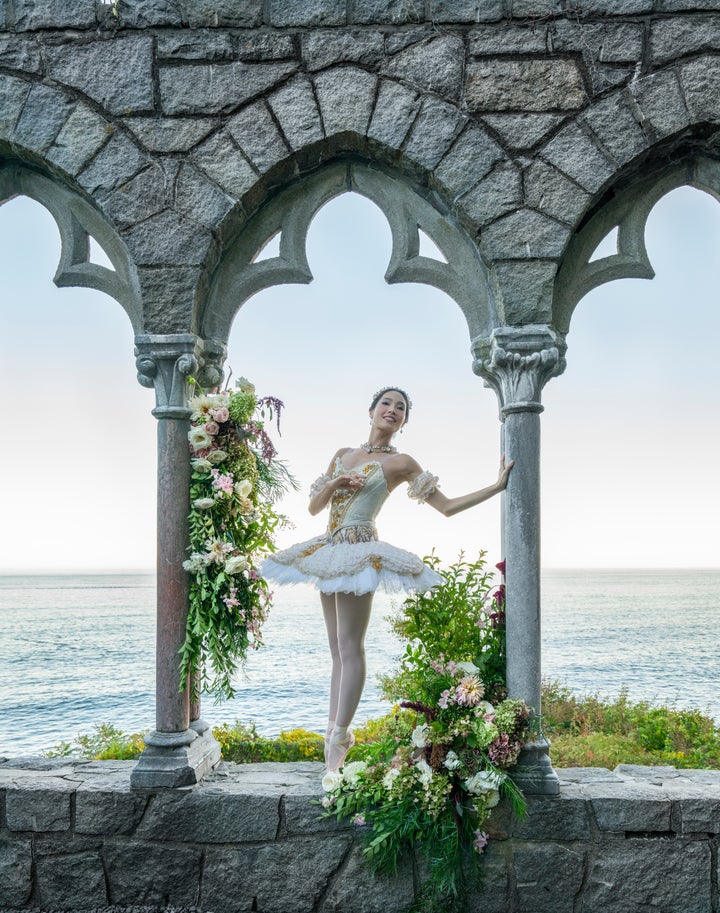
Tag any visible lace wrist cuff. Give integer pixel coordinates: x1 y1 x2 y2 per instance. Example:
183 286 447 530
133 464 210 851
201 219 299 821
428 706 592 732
309 474 332 498
407 471 440 504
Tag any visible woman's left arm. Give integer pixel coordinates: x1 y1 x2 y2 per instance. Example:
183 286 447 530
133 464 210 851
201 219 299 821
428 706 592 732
401 456 514 517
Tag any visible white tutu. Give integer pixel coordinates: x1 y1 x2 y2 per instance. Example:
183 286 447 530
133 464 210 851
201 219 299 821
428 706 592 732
261 534 443 596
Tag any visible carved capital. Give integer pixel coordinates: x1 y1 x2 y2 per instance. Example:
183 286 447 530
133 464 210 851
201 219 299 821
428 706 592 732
472 326 566 415
195 337 227 389
135 334 201 419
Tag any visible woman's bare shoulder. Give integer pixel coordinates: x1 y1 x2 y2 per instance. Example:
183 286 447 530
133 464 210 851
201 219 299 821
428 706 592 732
324 447 352 473
383 452 422 482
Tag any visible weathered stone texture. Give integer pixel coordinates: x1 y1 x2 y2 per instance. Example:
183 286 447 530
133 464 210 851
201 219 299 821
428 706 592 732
192 130 257 198
350 0 424 24
582 93 648 166
124 117 215 153
514 843 585 913
159 61 297 116
367 79 421 149
548 20 644 62
269 0 346 27
481 208 569 259
493 259 557 325
121 208 212 266
430 0 505 22
5 779 75 831
466 59 587 112
680 55 720 123
178 0 263 28
433 125 505 199
320 846 415 913
174 163 234 228
46 104 111 176
0 34 41 71
651 16 720 64
12 83 75 153
482 112 565 150
540 123 614 193
113 0 183 29
469 23 548 55
44 36 154 116
105 841 201 906
13 0 97 29
524 160 591 226
267 75 324 151
34 844 108 909
157 29 235 60
227 102 291 174
384 35 465 101
457 161 523 227
98 163 171 229
78 133 149 197
403 97 465 171
236 32 297 62
0 834 32 906
315 67 377 140
303 29 384 71
629 70 691 140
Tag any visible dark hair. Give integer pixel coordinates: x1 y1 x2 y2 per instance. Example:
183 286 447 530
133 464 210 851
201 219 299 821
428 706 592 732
369 387 412 424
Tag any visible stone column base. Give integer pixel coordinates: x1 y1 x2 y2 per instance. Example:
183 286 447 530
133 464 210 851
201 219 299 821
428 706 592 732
130 727 221 789
511 737 561 796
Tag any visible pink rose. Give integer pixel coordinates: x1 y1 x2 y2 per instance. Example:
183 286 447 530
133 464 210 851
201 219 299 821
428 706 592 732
211 407 230 423
204 421 220 435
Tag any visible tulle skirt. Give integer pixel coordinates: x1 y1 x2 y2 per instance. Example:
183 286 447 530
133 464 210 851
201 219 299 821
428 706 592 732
260 533 443 596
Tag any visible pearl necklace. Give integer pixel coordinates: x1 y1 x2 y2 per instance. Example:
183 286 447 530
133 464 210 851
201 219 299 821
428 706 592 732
361 442 397 454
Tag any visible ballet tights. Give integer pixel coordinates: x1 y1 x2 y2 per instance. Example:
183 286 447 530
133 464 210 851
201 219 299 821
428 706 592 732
321 591 373 766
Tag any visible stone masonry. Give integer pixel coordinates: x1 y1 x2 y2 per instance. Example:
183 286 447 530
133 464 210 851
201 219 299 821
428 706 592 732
1 757 720 912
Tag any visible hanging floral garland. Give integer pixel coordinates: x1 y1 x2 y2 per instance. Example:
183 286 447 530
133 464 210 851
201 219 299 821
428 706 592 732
180 377 296 701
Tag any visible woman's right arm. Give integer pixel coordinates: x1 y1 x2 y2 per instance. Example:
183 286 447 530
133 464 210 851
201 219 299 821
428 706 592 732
308 448 359 516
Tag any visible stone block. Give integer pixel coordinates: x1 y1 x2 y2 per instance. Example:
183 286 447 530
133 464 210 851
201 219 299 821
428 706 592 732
464 841 510 912
350 0 424 23
78 133 149 197
174 163 235 229
548 20 644 62
657 0 720 7
482 112 565 149
192 130 258 198
590 783 672 832
629 70 690 140
35 843 108 909
121 208 212 266
589 64 633 95
0 35 42 72
675 794 720 833
434 124 505 199
105 841 201 906
404 97 466 171
469 23 548 55
481 208 569 259
302 29 384 70
315 67 377 139
136 785 280 842
13 0 96 29
137 266 201 331
466 59 586 113
113 0 182 27
319 843 415 912
385 27 430 54
236 32 297 62
160 60 297 116
384 35 465 102
157 29 234 60
284 794 353 835
44 36 154 116
512 790 592 840
5 778 76 832
46 104 112 177
367 79 421 150
97 161 171 229
580 840 711 913
75 776 149 835
582 92 647 166
0 77 30 139
651 16 720 65
228 102 291 174
12 83 75 154
0 834 32 907
430 0 505 21
493 259 557 325
524 160 591 226
267 75 325 150
573 0 653 11
514 844 585 913
681 55 720 124
124 117 215 153
269 0 346 26
457 163 523 228
203 835 352 913
177 0 263 27
540 123 614 193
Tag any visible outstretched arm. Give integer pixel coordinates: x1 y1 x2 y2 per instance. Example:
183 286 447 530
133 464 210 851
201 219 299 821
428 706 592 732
412 456 514 518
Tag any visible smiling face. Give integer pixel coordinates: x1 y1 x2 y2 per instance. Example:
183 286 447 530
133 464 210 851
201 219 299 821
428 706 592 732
369 389 409 433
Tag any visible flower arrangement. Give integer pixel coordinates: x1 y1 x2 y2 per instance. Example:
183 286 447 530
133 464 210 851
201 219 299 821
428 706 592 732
321 554 528 908
181 376 296 701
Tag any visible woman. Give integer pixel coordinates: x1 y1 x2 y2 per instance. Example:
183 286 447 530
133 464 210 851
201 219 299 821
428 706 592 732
261 387 513 771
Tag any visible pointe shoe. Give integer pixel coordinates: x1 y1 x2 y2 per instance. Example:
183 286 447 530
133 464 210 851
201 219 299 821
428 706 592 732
326 730 355 772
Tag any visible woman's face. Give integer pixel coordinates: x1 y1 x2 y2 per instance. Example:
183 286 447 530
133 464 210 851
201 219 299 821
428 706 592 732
369 390 408 433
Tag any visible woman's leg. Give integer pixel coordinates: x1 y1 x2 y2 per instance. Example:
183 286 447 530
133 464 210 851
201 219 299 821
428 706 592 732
334 591 373 727
321 593 341 756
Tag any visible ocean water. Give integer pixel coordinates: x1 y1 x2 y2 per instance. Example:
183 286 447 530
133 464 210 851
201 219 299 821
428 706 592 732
0 569 718 756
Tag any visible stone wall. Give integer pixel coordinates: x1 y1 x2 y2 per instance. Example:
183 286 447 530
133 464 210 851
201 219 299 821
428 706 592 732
1 757 719 913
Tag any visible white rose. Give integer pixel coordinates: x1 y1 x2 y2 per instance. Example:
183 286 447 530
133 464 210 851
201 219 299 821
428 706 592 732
456 661 480 676
235 479 253 498
382 767 401 791
414 758 433 786
443 750 462 771
411 723 429 749
207 449 228 465
191 458 213 473
236 376 256 394
193 498 215 510
188 427 212 451
182 553 205 573
225 555 249 574
485 789 501 809
464 770 504 796
322 770 344 792
341 760 367 786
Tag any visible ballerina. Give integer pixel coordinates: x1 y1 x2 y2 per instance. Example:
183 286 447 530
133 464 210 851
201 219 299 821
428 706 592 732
261 387 513 771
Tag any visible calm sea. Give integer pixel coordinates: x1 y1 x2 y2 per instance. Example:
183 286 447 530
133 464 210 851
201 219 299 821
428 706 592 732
1 569 718 756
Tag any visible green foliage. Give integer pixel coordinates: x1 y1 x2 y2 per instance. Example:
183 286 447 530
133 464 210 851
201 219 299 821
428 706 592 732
213 721 323 763
542 679 720 769
42 723 146 760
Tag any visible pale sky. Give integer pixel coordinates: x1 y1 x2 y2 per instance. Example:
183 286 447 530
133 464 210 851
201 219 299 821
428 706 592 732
1 184 718 571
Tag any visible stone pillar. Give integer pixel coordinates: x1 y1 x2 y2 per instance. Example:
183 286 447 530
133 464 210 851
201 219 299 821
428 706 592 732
473 326 566 796
130 334 222 788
